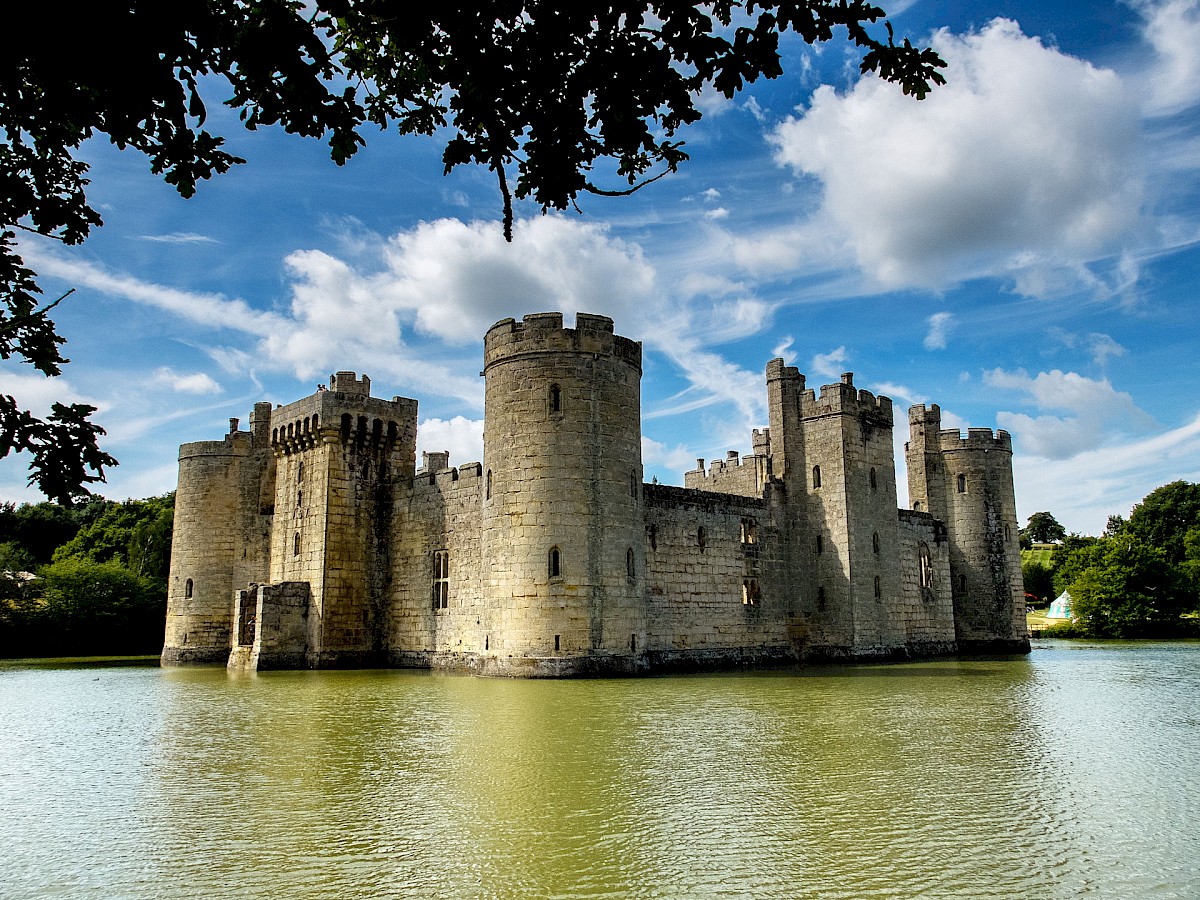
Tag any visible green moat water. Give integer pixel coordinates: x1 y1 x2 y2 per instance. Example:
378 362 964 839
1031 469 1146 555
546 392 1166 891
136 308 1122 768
2 642 1198 898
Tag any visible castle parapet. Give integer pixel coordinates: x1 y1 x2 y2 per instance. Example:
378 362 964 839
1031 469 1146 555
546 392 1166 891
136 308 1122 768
330 371 370 396
267 374 418 459
938 427 1012 453
483 312 642 372
800 372 893 425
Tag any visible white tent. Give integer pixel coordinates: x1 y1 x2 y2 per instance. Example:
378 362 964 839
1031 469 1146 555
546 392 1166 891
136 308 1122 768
1046 590 1072 620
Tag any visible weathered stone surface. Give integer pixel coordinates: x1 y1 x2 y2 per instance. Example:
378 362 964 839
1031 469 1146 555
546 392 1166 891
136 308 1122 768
162 312 1029 675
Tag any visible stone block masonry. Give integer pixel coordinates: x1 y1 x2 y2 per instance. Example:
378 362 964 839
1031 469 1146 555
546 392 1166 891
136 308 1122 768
163 312 1028 674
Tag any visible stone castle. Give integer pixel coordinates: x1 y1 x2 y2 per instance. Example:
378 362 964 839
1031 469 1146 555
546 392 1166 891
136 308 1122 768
162 312 1028 675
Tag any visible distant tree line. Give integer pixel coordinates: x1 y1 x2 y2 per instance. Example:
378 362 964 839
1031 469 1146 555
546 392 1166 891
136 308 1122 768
1021 482 1200 638
0 494 172 657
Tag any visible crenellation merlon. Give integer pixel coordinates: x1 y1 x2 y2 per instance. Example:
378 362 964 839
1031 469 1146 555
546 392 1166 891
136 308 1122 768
330 371 370 396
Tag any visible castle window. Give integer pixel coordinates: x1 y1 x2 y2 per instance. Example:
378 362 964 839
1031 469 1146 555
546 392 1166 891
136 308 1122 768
957 474 966 493
697 526 706 551
817 587 826 609
312 414 319 430
873 532 880 554
742 578 760 606
549 546 562 578
554 634 561 651
913 500 922 512
627 547 635 580
432 550 449 610
870 467 878 491
293 533 300 557
630 470 638 499
741 519 757 544
919 542 933 589
958 574 967 595
297 490 303 511
184 578 193 599
341 414 352 440
812 465 822 489
362 461 371 481
1004 524 1011 542
549 383 562 414
630 634 637 651
874 576 881 599
816 534 824 555
297 461 303 482
486 469 492 500
647 524 657 551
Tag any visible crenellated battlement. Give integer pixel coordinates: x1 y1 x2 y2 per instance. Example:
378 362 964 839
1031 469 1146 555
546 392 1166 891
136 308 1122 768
266 375 417 457
329 371 370 396
411 460 484 495
800 373 893 425
938 427 1012 453
483 311 641 372
908 403 942 428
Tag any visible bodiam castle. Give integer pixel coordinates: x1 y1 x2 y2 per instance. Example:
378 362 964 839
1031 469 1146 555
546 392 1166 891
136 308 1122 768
162 312 1028 675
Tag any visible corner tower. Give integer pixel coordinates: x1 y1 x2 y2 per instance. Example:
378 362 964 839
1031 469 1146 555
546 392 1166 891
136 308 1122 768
481 313 645 673
908 404 1027 653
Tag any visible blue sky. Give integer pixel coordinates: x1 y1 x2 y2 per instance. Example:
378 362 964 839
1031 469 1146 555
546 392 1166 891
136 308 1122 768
5 0 1200 535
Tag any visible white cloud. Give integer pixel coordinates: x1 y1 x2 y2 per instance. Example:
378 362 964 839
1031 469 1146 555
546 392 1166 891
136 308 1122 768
1134 0 1200 116
923 312 954 350
985 368 1152 458
702 188 722 201
416 416 484 468
768 18 1142 294
139 232 218 244
642 436 699 478
810 346 849 379
150 367 223 395
0 369 99 417
772 336 796 364
704 207 730 220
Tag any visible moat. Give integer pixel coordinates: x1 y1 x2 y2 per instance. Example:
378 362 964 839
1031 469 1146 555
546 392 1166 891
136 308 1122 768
3 641 1198 898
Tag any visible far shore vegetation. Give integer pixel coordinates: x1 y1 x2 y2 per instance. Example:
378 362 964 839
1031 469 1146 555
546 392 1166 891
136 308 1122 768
3 481 1199 658
1022 481 1200 639
0 494 171 658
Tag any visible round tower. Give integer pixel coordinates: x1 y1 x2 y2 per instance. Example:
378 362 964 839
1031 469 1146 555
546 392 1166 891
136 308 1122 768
940 428 1028 652
481 312 644 673
162 427 254 665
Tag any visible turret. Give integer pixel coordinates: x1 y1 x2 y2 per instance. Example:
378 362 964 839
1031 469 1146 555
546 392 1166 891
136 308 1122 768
937 426 1028 652
162 410 273 665
481 312 645 673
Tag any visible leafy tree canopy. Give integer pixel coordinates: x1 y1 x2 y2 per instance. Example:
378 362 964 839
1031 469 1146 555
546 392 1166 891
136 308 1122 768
1023 511 1066 544
1067 534 1191 638
1121 480 1200 566
0 0 944 502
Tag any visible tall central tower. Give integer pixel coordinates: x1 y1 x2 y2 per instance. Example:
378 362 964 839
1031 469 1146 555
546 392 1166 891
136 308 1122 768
481 313 645 674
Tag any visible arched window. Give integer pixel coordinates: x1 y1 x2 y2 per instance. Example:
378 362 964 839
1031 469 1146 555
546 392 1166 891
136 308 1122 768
432 550 449 610
957 473 966 493
697 526 706 551
293 533 301 557
1004 524 1011 542
872 532 880 554
549 546 561 578
184 578 193 599
919 542 932 589
913 500 922 512
874 575 881 599
486 469 492 500
958 574 967 595
812 465 822 488
549 383 562 413
870 467 878 491
626 547 635 580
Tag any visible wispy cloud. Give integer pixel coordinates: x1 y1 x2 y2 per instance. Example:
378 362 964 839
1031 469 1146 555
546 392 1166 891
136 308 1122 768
924 311 954 350
139 232 218 244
